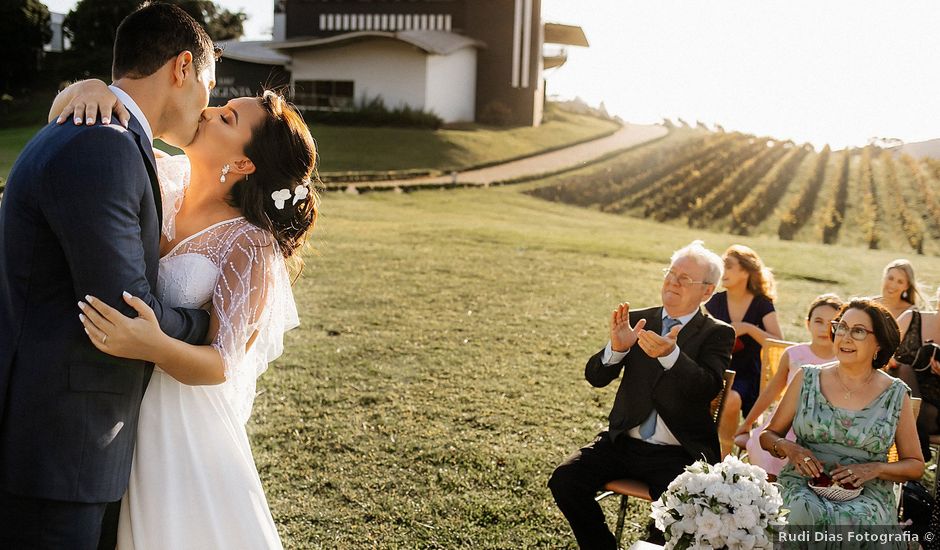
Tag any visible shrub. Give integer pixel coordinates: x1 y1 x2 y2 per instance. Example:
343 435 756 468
298 95 443 129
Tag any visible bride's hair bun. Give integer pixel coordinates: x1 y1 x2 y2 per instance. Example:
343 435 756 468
229 90 319 267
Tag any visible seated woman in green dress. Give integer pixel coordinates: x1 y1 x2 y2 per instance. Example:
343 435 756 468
759 298 924 546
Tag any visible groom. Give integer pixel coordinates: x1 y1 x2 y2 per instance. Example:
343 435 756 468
0 4 219 548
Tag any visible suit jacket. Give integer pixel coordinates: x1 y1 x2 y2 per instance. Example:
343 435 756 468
585 306 734 463
0 116 210 503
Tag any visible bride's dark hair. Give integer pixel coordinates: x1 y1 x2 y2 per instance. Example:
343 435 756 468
228 90 319 269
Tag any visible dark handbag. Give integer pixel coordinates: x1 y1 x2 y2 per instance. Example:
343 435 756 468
912 341 940 372
901 480 934 539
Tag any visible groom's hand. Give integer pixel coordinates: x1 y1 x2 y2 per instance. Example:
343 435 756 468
610 302 646 352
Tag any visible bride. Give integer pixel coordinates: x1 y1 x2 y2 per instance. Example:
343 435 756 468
51 80 319 549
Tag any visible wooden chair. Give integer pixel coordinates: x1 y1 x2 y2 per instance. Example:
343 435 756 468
733 339 798 454
887 397 922 464
759 339 798 394
595 369 736 545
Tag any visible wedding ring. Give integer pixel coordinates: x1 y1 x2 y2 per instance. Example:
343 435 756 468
847 469 853 475
101 335 108 345
802 456 812 463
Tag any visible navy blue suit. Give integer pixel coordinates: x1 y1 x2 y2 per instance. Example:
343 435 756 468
0 116 209 547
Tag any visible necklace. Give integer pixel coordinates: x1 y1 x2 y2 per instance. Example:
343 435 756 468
835 367 875 400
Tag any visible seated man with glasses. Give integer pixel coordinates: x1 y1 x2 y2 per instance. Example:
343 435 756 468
549 240 735 549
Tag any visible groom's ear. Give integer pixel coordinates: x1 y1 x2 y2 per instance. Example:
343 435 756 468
171 51 195 88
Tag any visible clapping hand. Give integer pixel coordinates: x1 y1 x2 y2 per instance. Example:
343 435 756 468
637 324 680 358
610 303 646 352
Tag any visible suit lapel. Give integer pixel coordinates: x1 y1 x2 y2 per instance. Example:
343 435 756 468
648 307 664 336
126 115 162 226
677 308 706 347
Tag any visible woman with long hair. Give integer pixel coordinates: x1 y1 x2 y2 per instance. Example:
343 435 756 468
876 259 922 320
705 245 784 457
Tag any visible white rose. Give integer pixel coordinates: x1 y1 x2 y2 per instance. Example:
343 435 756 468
733 506 758 529
727 528 757 550
694 509 723 539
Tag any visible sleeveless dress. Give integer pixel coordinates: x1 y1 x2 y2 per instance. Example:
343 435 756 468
745 344 832 476
895 311 940 407
117 155 298 549
777 366 908 548
704 291 775 416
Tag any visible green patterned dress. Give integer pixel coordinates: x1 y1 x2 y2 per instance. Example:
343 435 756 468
777 366 909 548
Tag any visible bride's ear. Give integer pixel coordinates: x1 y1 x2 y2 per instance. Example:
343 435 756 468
232 158 255 176
171 51 195 88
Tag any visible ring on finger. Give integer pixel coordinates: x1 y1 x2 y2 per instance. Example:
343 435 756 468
802 456 812 463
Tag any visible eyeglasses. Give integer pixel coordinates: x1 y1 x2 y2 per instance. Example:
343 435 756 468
662 268 709 289
830 321 875 341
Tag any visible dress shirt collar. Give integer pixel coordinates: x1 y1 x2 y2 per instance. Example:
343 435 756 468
662 308 697 328
109 85 153 144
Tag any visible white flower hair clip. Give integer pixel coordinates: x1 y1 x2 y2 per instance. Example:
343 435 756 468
271 189 291 210
271 184 311 210
292 185 309 206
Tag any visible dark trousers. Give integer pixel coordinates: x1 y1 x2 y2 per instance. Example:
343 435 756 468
548 432 694 550
0 489 108 550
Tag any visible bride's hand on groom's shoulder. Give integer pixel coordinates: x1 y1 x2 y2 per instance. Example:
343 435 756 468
78 291 167 362
48 79 130 128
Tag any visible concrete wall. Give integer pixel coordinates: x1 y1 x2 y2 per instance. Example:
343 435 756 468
290 39 427 112
425 48 476 122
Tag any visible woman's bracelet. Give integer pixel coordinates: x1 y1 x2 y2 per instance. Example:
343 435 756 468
772 437 786 459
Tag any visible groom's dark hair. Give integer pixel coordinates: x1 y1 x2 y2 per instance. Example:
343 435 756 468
112 2 221 80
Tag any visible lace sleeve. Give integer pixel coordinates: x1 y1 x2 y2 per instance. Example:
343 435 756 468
155 154 190 241
211 225 300 423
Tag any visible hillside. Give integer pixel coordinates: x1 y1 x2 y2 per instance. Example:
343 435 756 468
896 137 940 160
525 127 940 255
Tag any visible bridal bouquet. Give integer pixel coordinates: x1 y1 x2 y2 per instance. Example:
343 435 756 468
650 455 786 550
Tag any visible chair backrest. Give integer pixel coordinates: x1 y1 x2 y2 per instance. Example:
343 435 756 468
887 397 922 463
760 339 798 394
710 369 736 423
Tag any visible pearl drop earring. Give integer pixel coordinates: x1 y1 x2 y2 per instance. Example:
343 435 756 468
220 164 230 183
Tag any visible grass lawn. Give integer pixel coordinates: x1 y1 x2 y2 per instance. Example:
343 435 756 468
0 106 618 181
253 182 940 548
310 108 619 174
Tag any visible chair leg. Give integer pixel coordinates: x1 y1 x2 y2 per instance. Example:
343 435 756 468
614 494 628 546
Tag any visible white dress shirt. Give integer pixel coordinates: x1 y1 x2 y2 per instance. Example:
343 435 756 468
602 308 698 445
109 85 153 145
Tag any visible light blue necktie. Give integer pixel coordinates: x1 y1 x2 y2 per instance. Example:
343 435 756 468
638 316 683 439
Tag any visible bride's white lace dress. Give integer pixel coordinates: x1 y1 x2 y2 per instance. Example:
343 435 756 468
117 155 297 550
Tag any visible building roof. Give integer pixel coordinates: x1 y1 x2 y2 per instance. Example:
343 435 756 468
269 30 486 55
543 23 589 47
218 40 291 65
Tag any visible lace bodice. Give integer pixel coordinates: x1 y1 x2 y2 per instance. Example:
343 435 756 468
155 155 299 424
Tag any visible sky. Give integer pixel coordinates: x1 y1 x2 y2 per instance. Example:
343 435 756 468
43 0 940 148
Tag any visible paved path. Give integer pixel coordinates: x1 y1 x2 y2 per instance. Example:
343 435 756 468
342 122 668 192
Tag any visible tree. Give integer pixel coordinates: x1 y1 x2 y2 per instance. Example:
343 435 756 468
0 0 52 94
63 0 246 78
